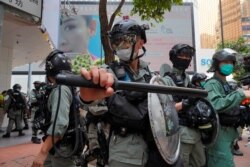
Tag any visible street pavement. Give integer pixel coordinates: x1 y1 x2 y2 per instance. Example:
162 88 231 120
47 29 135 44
1 120 250 167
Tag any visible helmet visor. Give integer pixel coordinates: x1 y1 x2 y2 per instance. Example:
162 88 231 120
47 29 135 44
109 34 136 51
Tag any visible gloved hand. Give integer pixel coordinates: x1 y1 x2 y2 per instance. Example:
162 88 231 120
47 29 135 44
182 97 197 111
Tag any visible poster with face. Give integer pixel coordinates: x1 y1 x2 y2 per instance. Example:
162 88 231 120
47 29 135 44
59 15 102 73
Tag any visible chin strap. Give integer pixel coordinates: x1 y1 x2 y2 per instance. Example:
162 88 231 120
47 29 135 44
136 46 146 60
124 46 146 64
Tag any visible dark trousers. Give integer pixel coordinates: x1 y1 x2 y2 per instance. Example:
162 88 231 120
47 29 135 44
146 148 184 167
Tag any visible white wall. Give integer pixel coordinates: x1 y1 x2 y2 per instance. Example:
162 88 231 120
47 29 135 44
0 46 13 92
41 0 60 48
11 75 45 94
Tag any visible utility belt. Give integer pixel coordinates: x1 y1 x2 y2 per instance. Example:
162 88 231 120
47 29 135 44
219 113 241 127
113 127 142 137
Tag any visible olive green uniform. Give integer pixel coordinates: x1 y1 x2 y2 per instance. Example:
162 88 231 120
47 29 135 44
43 85 76 167
204 74 245 167
0 93 6 131
163 67 206 167
86 61 150 167
108 61 150 167
4 92 26 133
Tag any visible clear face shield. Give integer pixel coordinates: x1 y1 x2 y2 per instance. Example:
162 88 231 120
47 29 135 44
109 34 137 61
109 34 136 51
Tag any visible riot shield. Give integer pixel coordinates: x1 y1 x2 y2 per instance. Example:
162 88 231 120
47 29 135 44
148 75 180 165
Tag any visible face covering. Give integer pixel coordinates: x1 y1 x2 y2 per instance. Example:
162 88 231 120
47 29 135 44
116 47 137 62
173 58 191 70
219 64 234 76
15 88 21 92
200 81 206 88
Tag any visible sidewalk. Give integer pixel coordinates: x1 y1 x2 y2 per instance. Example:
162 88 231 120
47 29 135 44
1 127 250 167
0 142 41 167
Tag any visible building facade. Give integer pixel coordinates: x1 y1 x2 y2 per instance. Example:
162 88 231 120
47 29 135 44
216 0 242 43
241 0 250 45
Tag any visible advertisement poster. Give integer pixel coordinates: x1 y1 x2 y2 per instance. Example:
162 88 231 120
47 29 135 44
59 2 195 72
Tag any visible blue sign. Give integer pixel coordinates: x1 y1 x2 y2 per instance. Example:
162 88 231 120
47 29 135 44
201 59 212 66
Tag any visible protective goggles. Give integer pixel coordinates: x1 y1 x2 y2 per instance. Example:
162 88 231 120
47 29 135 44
109 34 137 51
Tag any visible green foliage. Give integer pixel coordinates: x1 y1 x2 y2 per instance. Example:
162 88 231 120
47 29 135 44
71 54 94 74
131 0 183 22
93 56 120 66
217 37 250 53
217 37 250 81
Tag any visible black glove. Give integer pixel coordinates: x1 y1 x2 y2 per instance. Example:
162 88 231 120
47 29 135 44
182 97 197 111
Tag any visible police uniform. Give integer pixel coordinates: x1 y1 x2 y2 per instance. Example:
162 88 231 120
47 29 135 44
2 87 26 137
83 18 183 167
204 74 245 167
32 49 82 167
0 92 6 132
43 85 76 167
107 60 149 167
163 67 206 167
29 88 42 143
29 89 40 120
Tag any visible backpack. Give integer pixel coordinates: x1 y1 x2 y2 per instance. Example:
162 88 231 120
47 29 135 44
9 91 26 110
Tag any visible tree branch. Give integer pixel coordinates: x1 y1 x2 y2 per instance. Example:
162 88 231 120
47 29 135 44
108 0 125 30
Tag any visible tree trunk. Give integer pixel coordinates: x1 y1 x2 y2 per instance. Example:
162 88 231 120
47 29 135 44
99 0 114 64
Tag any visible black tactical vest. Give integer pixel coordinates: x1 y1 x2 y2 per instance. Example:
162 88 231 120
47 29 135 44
9 91 25 110
209 77 241 127
106 61 152 131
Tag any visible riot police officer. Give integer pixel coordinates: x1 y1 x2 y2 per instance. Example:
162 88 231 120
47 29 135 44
32 50 77 167
204 48 250 167
161 44 206 167
29 81 42 144
2 84 26 138
191 73 207 88
80 18 182 167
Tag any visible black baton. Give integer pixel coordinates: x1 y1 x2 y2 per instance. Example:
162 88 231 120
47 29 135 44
55 74 208 98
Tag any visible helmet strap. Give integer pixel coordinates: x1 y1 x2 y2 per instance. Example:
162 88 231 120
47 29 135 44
136 46 146 60
124 45 146 64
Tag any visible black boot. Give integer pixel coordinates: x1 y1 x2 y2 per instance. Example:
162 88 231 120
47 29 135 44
18 130 25 136
11 128 18 132
2 133 10 138
31 137 41 144
23 125 29 130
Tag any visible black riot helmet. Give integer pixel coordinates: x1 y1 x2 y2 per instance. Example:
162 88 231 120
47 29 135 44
13 84 22 91
169 44 195 70
191 73 207 85
33 81 42 85
45 50 72 77
108 17 149 62
187 98 219 147
33 81 42 90
207 48 237 72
